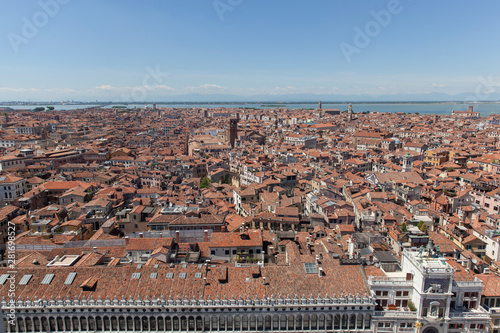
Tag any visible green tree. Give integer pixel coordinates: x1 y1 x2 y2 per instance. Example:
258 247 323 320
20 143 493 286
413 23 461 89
222 174 231 184
400 223 407 232
199 177 213 189
46 106 55 110
407 300 416 311
84 192 94 203
417 220 427 232
33 107 45 112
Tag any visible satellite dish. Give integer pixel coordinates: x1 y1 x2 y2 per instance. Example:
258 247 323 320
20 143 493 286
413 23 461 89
472 258 477 264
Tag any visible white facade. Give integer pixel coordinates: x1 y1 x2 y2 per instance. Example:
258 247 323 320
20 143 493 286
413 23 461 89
369 249 489 333
473 228 500 263
0 177 25 203
284 135 317 148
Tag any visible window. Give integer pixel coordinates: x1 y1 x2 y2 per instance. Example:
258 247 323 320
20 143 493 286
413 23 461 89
0 274 9 285
449 323 464 329
210 250 215 256
41 274 55 285
64 272 77 285
225 250 230 255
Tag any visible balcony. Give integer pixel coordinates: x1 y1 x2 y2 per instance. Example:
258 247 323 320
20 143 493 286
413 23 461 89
449 306 490 320
453 278 483 288
373 310 417 319
368 276 413 287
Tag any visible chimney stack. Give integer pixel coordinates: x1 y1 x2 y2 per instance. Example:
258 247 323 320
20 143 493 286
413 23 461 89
176 230 180 244
204 230 208 242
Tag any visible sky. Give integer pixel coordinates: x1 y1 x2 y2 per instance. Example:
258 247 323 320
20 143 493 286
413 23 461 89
1 0 500 102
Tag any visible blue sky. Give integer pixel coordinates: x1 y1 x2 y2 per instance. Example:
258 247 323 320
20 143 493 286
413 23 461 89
1 0 500 101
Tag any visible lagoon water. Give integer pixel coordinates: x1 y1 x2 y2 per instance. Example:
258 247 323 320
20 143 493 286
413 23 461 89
1 102 499 115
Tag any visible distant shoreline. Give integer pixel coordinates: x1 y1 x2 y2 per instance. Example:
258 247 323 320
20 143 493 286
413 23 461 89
1 101 500 106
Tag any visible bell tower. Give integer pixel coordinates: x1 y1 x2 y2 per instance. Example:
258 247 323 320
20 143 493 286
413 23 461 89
229 115 239 148
402 152 413 173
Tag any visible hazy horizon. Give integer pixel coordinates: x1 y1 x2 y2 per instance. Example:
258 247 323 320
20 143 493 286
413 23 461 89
1 1 500 103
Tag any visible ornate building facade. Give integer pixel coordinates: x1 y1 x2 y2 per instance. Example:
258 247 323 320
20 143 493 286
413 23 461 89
0 249 490 332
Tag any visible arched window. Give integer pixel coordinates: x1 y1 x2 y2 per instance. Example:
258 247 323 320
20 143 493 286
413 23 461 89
357 314 364 329
203 316 210 331
211 316 217 331
158 317 165 331
349 314 356 329
342 314 348 330
118 316 126 331
364 313 371 329
311 314 318 330
196 316 202 331
166 317 172 331
64 316 72 331
26 317 33 332
16 318 25 332
249 315 257 331
81 317 88 331
181 316 188 331
227 315 234 331
287 315 294 330
49 317 56 332
134 316 141 331
334 314 341 330
318 314 325 330
234 316 241 331
111 316 118 331
326 314 333 330
103 316 111 331
265 315 272 331
72 317 79 331
303 314 310 330
34 317 41 332
87 317 94 331
95 316 102 331
429 301 440 318
242 315 248 331
295 315 302 331
126 317 133 331
150 317 156 331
